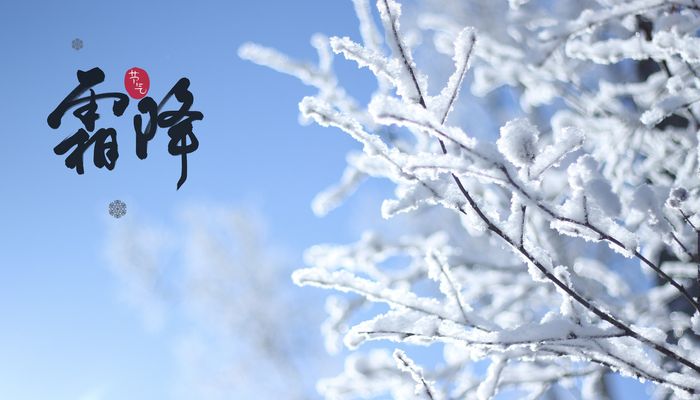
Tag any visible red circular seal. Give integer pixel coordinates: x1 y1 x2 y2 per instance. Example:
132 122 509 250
124 67 150 99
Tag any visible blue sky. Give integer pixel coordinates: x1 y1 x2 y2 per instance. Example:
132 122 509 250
0 1 653 399
0 1 385 399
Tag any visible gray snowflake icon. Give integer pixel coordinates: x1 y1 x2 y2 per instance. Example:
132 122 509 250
108 200 127 218
72 38 83 51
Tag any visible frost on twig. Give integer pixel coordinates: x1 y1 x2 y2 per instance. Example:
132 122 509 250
242 0 700 398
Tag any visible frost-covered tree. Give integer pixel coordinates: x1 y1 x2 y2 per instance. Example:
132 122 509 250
107 206 316 399
240 0 700 398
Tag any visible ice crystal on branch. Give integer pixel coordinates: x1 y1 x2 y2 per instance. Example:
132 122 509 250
242 0 700 398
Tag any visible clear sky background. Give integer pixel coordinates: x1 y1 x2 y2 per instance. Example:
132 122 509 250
0 1 385 399
0 1 649 399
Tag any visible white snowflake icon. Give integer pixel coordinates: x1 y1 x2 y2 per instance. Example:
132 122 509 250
108 200 127 218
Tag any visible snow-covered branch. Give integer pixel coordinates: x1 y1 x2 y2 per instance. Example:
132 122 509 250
242 0 700 398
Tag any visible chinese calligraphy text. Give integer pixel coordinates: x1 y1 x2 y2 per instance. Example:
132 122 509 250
47 67 203 190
